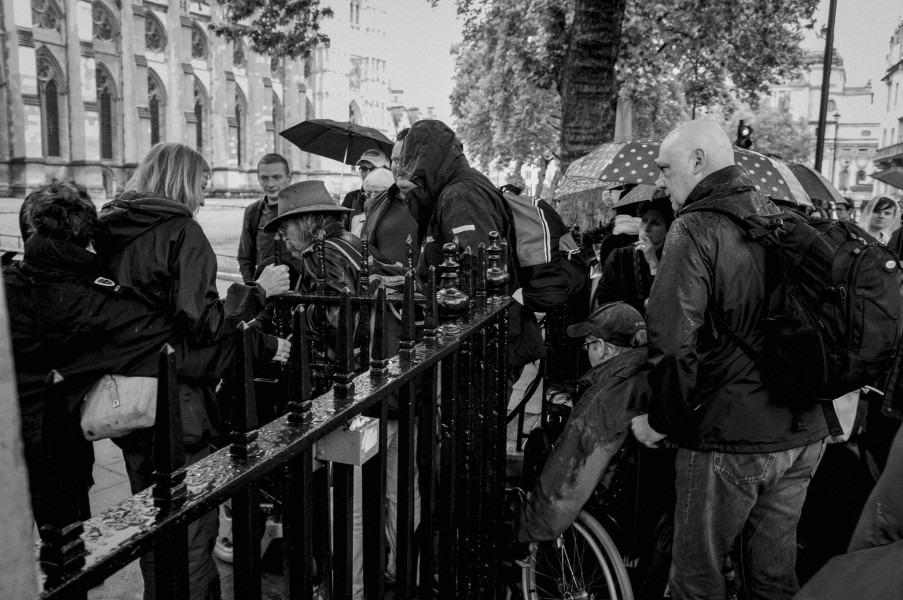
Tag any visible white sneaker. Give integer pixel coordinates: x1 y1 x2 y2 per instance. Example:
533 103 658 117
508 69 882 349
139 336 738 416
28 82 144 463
213 502 233 564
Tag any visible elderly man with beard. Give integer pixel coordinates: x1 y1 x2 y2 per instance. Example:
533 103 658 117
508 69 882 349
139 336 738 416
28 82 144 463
263 180 363 338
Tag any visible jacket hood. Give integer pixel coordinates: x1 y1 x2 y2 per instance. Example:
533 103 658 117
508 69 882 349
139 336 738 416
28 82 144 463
681 165 782 218
97 191 194 251
21 234 100 278
398 120 468 201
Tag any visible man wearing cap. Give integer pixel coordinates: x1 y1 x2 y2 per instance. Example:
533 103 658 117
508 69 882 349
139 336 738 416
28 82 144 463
263 180 363 336
515 302 652 543
342 147 390 217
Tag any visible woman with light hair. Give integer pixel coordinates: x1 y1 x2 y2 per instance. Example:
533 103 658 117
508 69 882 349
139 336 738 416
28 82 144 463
857 195 901 245
94 143 290 600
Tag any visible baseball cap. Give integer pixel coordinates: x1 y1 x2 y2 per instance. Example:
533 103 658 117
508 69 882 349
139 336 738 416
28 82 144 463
567 302 646 347
356 148 389 169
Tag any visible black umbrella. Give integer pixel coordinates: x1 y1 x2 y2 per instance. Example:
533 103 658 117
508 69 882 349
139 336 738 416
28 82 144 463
279 119 394 165
787 162 845 209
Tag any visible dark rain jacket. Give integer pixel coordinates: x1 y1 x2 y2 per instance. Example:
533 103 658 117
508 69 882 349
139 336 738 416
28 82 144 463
875 228 903 422
4 235 273 522
517 347 650 542
646 166 828 452
397 120 517 287
595 244 657 315
96 192 274 442
398 120 544 366
97 192 267 347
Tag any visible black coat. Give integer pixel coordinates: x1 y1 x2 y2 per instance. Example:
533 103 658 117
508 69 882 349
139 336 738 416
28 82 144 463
97 192 267 347
646 166 828 452
595 245 655 315
96 193 275 443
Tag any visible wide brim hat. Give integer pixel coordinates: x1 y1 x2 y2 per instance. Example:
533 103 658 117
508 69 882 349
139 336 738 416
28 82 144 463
263 181 351 232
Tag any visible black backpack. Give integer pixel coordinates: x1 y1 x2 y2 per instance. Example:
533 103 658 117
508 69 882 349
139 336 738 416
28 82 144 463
684 202 903 406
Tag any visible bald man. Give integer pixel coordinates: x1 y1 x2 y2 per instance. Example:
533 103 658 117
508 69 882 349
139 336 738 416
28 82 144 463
631 119 828 600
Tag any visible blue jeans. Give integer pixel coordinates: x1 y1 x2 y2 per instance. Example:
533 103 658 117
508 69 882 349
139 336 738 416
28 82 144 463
670 440 826 600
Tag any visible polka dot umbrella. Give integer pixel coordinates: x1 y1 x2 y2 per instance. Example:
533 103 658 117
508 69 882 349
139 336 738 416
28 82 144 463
556 139 813 207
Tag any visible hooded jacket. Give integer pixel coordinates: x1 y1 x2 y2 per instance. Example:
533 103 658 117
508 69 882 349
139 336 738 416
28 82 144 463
646 166 828 452
97 192 266 347
398 120 517 287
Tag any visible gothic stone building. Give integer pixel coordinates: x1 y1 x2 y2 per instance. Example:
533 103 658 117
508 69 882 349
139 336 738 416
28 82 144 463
0 0 398 198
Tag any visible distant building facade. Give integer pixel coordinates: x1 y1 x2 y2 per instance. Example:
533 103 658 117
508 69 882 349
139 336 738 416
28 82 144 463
873 19 903 196
769 49 882 206
0 0 400 198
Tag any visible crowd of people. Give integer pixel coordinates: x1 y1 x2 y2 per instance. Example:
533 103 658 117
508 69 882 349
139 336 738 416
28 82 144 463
7 116 903 600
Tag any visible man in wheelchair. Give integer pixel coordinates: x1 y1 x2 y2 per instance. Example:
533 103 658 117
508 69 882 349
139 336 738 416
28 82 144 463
516 302 651 541
513 302 676 599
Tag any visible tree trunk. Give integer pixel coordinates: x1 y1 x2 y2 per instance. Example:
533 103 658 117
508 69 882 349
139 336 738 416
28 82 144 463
558 0 627 172
546 165 563 205
535 157 550 198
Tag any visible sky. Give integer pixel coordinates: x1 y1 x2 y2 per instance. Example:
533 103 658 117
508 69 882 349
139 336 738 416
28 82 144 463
384 0 462 123
807 0 903 87
381 0 903 127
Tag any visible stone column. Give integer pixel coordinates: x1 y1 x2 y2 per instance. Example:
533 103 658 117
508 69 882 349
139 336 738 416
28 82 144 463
165 0 184 152
119 0 139 168
0 280 37 600
207 2 230 191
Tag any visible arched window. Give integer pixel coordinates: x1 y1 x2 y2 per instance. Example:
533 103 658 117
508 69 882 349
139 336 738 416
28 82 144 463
193 79 207 151
96 65 115 159
231 89 247 165
839 169 849 190
31 0 62 32
145 14 166 52
856 170 867 185
36 53 61 157
191 25 207 60
232 39 246 69
92 1 116 41
148 70 165 146
827 99 837 113
272 91 284 152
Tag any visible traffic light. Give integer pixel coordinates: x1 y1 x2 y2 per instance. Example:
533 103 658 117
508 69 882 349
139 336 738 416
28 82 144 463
736 120 753 149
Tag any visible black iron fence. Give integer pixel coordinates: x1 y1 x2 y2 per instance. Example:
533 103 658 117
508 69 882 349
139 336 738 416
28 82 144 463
35 238 513 600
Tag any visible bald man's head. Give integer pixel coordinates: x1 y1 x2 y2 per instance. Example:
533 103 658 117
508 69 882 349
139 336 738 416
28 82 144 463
655 119 735 210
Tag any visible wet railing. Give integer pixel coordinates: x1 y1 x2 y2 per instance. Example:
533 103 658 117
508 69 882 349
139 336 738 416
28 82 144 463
35 235 513 600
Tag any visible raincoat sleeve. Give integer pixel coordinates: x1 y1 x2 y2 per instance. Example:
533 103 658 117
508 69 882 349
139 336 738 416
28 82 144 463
595 248 626 306
237 203 258 282
435 185 506 253
645 218 712 435
172 220 266 346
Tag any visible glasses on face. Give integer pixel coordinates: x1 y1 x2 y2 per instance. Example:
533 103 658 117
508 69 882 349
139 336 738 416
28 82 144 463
583 339 602 351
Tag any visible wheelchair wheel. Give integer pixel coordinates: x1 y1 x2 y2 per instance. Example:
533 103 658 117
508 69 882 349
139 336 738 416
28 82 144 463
521 509 633 600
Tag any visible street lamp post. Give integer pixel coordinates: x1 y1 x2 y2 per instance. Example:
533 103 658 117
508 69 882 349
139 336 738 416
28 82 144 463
831 111 841 184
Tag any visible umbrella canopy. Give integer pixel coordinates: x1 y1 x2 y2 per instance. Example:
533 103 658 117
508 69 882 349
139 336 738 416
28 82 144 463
870 166 903 192
557 139 812 206
279 119 394 165
786 163 844 208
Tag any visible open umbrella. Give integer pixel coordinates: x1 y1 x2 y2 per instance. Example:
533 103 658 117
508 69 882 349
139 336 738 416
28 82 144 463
279 119 394 196
557 139 812 206
786 163 845 209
